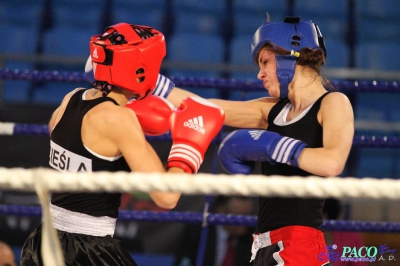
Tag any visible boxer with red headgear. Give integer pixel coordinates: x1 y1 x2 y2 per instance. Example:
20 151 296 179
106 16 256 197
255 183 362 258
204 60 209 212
89 23 165 99
21 23 224 266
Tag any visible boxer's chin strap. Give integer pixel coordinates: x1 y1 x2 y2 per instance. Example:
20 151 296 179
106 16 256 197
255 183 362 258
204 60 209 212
276 56 297 99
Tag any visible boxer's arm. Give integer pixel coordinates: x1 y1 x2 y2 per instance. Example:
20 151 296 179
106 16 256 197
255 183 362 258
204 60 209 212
96 105 181 209
296 92 354 176
167 87 276 129
166 87 199 107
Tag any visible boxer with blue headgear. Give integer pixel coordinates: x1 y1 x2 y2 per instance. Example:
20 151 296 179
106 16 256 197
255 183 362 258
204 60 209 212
117 21 351 265
251 16 326 99
215 16 354 265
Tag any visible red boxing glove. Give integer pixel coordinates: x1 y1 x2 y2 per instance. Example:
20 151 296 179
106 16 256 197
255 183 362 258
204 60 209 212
167 97 225 173
126 95 174 136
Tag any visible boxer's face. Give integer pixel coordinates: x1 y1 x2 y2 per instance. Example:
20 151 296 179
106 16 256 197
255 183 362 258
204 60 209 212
256 48 280 98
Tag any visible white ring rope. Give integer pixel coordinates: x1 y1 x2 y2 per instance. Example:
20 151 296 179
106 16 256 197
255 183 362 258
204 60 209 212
0 122 15 135
0 168 398 265
0 167 399 200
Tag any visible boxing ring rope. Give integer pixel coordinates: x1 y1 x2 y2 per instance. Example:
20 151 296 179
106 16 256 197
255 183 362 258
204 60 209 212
1 168 400 264
1 167 400 234
2 122 400 148
1 167 400 199
2 204 400 233
0 68 400 93
1 67 400 265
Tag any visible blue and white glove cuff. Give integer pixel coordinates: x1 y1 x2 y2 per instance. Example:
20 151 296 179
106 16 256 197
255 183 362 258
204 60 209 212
152 74 175 98
271 137 306 167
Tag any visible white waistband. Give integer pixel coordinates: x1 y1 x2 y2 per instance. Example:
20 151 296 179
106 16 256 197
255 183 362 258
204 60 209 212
50 203 117 237
250 231 272 262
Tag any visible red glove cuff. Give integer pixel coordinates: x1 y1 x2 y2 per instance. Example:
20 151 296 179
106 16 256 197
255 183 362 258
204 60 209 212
166 161 194 174
167 143 203 173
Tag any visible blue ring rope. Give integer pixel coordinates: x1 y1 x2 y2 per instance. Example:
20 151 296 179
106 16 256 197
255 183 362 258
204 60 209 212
7 123 400 148
1 205 399 233
0 68 399 93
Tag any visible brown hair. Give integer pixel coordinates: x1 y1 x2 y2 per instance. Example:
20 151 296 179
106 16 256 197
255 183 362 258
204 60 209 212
259 42 336 91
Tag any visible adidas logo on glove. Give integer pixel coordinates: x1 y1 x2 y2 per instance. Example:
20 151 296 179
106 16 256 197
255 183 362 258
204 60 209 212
248 130 265 140
184 116 205 134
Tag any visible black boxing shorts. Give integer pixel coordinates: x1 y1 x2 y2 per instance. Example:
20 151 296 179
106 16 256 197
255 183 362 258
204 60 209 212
20 224 138 266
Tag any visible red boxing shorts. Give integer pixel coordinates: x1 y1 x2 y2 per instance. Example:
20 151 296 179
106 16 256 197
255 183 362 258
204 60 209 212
251 225 329 266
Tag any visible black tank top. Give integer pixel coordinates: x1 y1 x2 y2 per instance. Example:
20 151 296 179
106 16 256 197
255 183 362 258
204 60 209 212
257 92 331 233
50 89 130 218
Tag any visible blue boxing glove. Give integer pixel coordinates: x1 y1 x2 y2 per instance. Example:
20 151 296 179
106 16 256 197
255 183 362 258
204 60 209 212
84 56 174 98
218 129 307 174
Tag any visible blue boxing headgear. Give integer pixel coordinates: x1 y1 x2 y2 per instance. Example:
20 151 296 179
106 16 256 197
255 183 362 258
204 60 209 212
251 17 326 99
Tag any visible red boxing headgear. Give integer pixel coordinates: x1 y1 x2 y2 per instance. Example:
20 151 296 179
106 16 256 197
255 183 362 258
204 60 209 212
89 23 166 98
